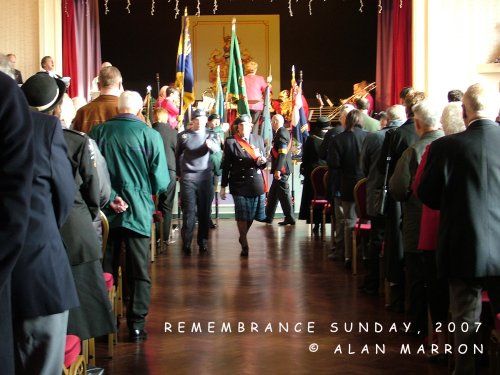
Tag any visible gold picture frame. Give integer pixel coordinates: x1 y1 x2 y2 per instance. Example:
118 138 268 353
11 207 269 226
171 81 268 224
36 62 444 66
190 14 281 100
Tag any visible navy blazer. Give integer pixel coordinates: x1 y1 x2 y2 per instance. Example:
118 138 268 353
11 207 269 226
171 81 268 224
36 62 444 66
419 119 500 279
11 111 79 318
221 134 266 196
0 73 34 373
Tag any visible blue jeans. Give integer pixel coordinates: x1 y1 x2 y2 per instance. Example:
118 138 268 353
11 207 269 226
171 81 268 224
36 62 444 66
180 177 213 249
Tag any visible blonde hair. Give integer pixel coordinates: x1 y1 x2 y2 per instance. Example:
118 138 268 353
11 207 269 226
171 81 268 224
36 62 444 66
441 102 465 135
245 61 258 74
154 107 168 123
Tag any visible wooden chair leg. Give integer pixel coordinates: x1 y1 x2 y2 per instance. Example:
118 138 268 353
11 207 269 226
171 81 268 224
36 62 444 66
159 218 164 254
81 338 95 366
150 223 156 262
310 206 314 235
352 227 358 275
117 266 123 319
107 285 116 357
321 208 326 237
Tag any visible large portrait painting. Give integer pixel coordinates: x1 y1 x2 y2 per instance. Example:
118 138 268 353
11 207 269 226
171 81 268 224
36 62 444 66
190 15 281 100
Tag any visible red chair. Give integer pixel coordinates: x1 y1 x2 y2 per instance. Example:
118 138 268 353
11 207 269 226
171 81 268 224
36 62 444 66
63 335 86 375
309 166 329 236
352 178 371 275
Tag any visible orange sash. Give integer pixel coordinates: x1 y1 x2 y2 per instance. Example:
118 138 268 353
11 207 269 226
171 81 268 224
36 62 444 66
234 134 269 192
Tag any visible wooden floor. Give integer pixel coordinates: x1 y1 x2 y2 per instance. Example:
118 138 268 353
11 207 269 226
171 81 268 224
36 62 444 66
96 219 485 375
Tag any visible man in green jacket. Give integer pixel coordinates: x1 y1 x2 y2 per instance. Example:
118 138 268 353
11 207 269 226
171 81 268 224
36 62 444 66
90 91 169 342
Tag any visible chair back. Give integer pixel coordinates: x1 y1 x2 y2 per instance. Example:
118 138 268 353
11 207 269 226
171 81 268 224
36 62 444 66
353 178 369 220
311 166 329 199
99 211 109 257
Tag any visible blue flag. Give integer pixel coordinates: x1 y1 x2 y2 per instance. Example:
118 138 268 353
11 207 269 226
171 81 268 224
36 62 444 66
175 14 195 117
290 69 309 159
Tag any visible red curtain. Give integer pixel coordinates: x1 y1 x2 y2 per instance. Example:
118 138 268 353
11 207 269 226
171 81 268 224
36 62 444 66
61 0 79 98
375 0 412 112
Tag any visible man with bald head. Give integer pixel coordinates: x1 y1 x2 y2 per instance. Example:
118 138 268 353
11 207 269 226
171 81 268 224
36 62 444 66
264 114 295 225
419 83 500 375
90 91 168 342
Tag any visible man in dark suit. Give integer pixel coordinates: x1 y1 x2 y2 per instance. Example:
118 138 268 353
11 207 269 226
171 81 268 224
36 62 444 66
377 90 425 312
419 83 500 375
15 72 79 374
0 69 34 375
265 114 295 225
7 53 23 84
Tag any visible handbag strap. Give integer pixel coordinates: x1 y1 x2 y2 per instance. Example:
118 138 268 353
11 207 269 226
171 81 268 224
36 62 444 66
382 156 391 188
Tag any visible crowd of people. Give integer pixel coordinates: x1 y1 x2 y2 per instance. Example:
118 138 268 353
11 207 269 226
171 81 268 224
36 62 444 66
2 51 500 375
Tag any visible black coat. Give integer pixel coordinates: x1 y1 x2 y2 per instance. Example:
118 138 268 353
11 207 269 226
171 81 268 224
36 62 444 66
419 119 500 279
11 111 79 318
0 73 35 374
221 134 266 196
299 133 327 220
329 127 368 202
153 121 177 172
360 122 403 216
270 126 292 175
61 130 115 340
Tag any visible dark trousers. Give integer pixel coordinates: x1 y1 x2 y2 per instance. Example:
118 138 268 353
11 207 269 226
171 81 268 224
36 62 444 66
265 174 295 221
14 310 68 375
449 276 500 375
363 215 385 290
1 282 14 375
109 228 151 331
158 170 177 238
423 251 449 327
180 177 213 249
250 110 262 135
405 252 427 335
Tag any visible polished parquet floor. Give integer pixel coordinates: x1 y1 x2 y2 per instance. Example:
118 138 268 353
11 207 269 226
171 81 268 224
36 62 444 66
96 219 484 375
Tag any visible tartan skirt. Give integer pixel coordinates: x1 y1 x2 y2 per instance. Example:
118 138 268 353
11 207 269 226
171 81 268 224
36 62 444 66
233 194 267 222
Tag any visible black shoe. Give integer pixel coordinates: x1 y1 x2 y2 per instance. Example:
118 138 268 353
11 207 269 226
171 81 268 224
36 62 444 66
129 329 148 342
209 220 217 229
427 353 448 365
278 220 295 226
183 247 191 255
240 246 249 257
199 246 208 254
344 259 352 270
258 217 273 224
361 287 378 296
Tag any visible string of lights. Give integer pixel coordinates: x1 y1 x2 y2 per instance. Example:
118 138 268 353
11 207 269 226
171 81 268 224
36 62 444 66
97 0 405 17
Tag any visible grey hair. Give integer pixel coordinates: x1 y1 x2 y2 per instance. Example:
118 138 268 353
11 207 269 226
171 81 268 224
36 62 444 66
412 99 440 130
272 114 284 126
441 102 465 135
463 83 499 120
0 53 15 79
118 91 143 114
386 104 406 122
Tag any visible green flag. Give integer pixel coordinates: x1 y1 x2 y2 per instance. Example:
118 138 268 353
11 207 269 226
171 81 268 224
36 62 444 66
215 65 225 123
226 19 250 116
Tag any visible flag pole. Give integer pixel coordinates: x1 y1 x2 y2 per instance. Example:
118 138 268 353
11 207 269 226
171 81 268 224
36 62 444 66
178 7 188 127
